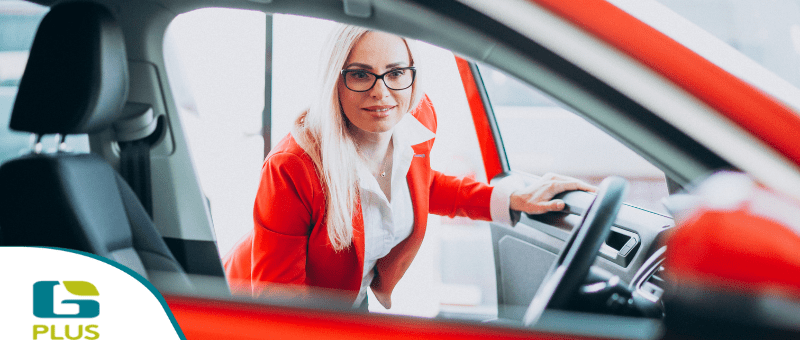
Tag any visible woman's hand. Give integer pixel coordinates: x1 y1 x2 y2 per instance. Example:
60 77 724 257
510 173 597 215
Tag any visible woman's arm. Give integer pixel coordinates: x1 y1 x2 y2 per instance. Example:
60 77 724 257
428 170 495 220
428 171 595 224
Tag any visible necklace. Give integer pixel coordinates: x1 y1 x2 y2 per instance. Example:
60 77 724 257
355 137 392 179
380 150 390 177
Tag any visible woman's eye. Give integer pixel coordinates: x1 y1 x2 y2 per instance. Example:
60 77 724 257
349 71 369 79
388 69 405 78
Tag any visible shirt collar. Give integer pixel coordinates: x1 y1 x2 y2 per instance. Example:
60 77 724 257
392 112 435 148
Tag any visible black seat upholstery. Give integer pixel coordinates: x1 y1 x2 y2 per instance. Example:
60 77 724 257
0 2 191 292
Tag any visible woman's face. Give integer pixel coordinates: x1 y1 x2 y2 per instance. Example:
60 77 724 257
338 31 413 135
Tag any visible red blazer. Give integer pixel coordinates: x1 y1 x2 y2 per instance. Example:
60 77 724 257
224 96 496 308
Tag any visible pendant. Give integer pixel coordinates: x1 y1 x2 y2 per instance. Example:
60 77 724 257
380 171 386 177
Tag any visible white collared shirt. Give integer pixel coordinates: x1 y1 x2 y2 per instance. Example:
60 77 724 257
352 113 518 307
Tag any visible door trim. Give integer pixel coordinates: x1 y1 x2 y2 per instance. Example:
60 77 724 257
455 56 508 180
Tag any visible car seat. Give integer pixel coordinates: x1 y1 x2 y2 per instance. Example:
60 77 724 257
0 1 192 292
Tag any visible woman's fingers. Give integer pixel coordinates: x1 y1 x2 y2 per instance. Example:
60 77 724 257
526 199 565 214
537 180 592 199
575 180 597 193
509 175 599 215
556 180 597 194
547 179 597 194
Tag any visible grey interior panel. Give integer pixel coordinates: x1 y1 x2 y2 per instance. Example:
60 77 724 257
496 234 557 320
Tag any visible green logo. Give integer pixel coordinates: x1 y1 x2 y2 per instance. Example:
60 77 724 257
33 281 99 318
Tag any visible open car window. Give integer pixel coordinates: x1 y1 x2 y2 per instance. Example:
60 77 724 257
150 1 799 338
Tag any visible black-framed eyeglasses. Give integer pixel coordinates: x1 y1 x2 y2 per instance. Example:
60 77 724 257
340 67 416 92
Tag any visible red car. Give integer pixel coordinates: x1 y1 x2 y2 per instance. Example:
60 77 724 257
2 0 799 339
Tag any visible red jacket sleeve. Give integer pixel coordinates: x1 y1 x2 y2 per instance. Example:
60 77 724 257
428 170 494 221
248 152 317 296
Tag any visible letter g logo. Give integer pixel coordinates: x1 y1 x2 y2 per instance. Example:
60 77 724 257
33 281 99 318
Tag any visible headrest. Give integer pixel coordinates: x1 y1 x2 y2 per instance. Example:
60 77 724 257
10 2 129 135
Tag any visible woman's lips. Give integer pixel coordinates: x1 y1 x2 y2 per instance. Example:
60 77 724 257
362 105 396 118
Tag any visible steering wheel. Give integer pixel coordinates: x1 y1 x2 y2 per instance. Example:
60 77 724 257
522 176 628 326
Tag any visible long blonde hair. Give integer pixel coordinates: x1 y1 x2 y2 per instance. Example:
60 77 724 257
293 25 424 251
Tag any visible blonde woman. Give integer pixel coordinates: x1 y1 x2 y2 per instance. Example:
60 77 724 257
224 25 594 310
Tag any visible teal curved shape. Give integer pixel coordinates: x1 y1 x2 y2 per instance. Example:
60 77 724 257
5 246 187 340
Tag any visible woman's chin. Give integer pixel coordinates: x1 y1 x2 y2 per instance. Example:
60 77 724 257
357 120 399 134
365 125 395 134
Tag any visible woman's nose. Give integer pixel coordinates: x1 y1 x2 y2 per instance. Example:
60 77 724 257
369 78 391 98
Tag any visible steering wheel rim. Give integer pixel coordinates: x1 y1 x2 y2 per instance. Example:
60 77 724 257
522 176 629 326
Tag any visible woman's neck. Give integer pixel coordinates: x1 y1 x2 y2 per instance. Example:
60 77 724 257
350 126 393 161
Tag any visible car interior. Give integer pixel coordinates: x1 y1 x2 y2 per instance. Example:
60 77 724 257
3 0 798 339
0 1 197 294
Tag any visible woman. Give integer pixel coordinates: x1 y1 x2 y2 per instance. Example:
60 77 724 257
224 25 594 310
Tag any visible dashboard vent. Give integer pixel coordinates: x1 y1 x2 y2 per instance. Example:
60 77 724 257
638 263 665 303
631 246 667 304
